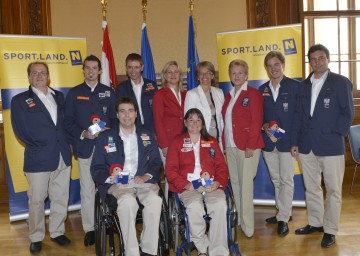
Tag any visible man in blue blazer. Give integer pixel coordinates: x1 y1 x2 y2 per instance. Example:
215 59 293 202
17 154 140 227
291 44 354 248
115 53 158 132
64 55 117 247
91 96 162 256
11 62 72 253
259 51 299 236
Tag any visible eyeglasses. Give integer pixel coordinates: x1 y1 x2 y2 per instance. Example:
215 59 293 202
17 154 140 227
30 71 48 77
198 71 213 77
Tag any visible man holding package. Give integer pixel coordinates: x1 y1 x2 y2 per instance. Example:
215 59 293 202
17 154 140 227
64 54 117 246
91 96 162 256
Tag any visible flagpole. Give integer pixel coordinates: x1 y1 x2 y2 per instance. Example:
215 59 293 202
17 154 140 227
189 0 197 38
142 0 147 23
101 0 107 23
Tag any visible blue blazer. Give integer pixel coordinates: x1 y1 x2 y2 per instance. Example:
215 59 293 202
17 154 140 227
11 86 72 173
259 76 300 152
295 71 354 156
64 82 117 159
115 78 158 132
90 127 162 200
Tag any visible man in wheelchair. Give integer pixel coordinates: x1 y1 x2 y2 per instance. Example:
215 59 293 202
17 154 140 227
91 96 163 256
166 108 230 256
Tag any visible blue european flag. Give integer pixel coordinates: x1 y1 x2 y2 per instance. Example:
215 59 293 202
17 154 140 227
141 23 156 82
187 15 200 90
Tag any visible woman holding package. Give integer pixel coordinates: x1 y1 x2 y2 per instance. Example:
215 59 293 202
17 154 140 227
184 61 224 151
166 108 229 256
222 59 264 238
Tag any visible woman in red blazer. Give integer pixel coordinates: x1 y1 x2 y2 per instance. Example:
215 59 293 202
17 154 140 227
153 61 187 160
166 108 229 256
222 59 264 238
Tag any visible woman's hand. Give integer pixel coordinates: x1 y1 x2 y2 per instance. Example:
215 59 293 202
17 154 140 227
161 147 168 157
184 183 195 191
245 148 254 158
206 181 220 192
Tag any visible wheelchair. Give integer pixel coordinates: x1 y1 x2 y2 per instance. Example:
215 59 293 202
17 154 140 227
168 181 242 256
94 188 171 256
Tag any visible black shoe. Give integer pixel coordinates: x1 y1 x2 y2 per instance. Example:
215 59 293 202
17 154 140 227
277 221 289 236
84 231 95 246
295 225 324 235
321 233 335 248
51 235 71 246
265 215 293 224
29 241 42 254
141 253 156 256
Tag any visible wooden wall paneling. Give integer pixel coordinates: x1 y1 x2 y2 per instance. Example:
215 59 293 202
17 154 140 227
246 0 300 28
1 0 51 35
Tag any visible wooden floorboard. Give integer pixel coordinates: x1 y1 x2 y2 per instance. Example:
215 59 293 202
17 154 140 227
0 184 359 256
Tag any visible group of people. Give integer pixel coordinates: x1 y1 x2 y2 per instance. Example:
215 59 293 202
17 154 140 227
10 43 354 256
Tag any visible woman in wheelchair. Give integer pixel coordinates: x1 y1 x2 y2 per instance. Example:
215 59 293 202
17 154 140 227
166 108 230 256
91 96 163 256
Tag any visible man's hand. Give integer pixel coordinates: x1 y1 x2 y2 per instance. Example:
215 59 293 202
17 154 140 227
290 146 299 158
134 175 151 184
82 130 98 140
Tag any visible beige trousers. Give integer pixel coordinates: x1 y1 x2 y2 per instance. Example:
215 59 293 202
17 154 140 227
226 147 260 237
263 148 295 222
25 154 70 242
108 183 162 256
299 151 344 235
78 154 96 233
179 189 229 256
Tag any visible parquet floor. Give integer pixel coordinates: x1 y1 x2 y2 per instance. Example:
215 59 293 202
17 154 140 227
0 184 359 256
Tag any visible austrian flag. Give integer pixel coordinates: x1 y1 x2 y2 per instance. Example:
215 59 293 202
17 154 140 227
101 20 118 90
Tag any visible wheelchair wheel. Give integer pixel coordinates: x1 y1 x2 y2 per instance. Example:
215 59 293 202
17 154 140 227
168 193 179 251
95 192 108 256
157 188 172 255
225 184 242 256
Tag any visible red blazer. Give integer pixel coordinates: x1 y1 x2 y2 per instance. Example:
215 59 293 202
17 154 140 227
222 85 264 150
153 87 186 149
166 133 229 193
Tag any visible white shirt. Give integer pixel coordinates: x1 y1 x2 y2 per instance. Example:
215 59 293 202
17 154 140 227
310 70 329 116
193 140 201 176
269 80 280 102
119 127 139 179
31 86 57 125
170 87 182 106
224 82 247 148
131 77 144 124
85 81 98 92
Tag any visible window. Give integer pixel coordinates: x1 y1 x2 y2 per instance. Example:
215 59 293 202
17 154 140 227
302 0 360 94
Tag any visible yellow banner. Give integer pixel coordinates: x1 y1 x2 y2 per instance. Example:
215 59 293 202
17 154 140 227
0 35 86 193
217 24 302 83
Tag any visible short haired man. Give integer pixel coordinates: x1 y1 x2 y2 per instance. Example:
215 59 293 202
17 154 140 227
115 53 158 132
64 55 117 246
11 62 72 253
258 51 300 236
91 96 162 256
291 44 354 247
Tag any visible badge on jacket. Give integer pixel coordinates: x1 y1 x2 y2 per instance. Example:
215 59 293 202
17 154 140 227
242 98 249 106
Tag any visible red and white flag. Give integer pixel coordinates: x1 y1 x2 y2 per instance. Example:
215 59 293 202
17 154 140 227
101 20 118 89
